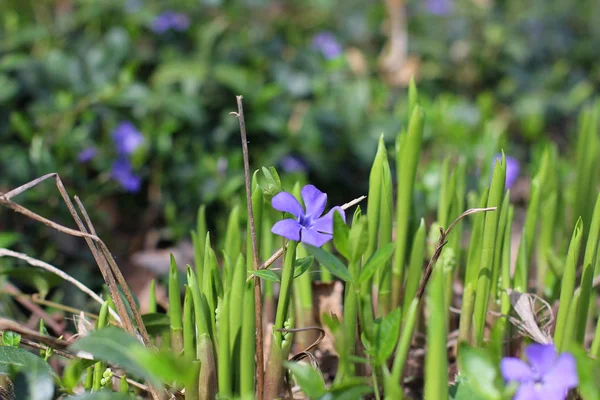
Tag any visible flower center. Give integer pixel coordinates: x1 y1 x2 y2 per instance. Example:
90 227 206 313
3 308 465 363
298 214 313 228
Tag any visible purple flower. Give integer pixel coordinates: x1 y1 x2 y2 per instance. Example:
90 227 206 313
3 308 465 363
494 154 521 189
112 121 144 156
311 32 343 60
151 11 190 34
271 185 345 247
500 344 578 400
111 157 142 193
77 147 97 163
426 0 453 15
280 155 307 173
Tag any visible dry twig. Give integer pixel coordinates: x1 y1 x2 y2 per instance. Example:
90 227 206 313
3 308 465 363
0 173 162 399
231 95 265 400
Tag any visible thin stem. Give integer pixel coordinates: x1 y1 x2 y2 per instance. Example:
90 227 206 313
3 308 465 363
371 361 381 400
2 282 65 334
0 248 121 323
232 95 264 400
0 173 160 398
74 196 153 347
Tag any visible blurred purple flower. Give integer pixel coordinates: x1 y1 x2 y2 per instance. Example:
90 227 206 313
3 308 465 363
280 155 307 173
494 154 521 189
271 184 345 247
111 157 142 193
311 32 343 60
500 344 578 400
426 0 453 15
151 11 190 34
112 121 144 156
77 147 97 163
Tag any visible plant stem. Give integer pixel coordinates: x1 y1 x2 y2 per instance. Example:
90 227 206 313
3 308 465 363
232 95 264 400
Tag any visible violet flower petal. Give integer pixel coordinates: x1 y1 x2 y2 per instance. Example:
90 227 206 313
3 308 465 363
280 155 307 173
525 344 557 378
426 0 453 15
301 184 327 219
272 192 304 219
112 121 144 155
151 15 171 33
77 147 97 163
505 155 521 189
312 32 342 60
501 357 535 383
513 382 537 400
271 219 302 242
171 13 190 31
535 385 569 400
312 207 345 234
111 158 142 193
493 154 520 189
543 353 579 390
300 228 332 247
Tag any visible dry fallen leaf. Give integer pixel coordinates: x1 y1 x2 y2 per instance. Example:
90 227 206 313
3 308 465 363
507 289 553 344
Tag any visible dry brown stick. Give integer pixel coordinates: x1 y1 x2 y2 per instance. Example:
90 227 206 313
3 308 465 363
0 175 145 342
52 177 136 336
0 174 160 399
74 196 152 347
415 207 496 299
0 178 133 332
0 317 70 350
232 95 264 400
278 326 326 355
0 248 121 323
2 282 64 334
5 293 101 322
16 337 74 359
0 173 57 200
60 187 160 400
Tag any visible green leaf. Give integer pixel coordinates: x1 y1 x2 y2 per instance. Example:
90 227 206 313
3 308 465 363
268 166 281 188
567 344 600 400
259 166 283 200
293 256 314 279
357 243 396 285
449 377 489 400
0 232 19 248
62 358 94 392
347 219 368 263
374 307 401 365
2 332 21 347
69 327 194 388
457 344 501 399
322 379 374 400
382 368 403 399
130 347 197 387
285 362 327 398
67 393 133 400
250 269 281 283
69 328 157 386
352 206 362 222
0 346 55 400
333 211 350 260
141 313 170 336
304 245 353 283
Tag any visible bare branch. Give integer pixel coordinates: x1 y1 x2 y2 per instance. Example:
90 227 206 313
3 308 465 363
0 248 121 323
233 95 264 400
